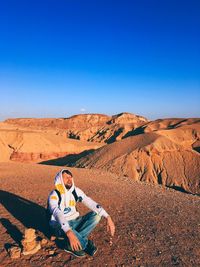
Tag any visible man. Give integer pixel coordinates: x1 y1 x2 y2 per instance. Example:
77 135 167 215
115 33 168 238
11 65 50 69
47 169 115 257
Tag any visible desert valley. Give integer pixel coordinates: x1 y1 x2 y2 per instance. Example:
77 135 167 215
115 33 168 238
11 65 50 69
0 112 200 266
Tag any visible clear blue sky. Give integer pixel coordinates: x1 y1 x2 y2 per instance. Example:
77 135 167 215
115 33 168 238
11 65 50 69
0 0 199 121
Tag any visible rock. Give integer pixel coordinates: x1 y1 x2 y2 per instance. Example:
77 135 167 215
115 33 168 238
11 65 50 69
41 238 48 246
23 242 41 256
48 250 55 255
8 246 21 259
22 239 38 251
24 228 36 242
22 228 41 255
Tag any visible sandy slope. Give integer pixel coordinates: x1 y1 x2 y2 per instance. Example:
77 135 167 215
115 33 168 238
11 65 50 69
76 132 200 195
0 162 200 266
0 122 102 162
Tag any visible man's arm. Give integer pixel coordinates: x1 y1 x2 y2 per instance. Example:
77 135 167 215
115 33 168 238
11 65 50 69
48 191 71 232
106 216 115 237
76 188 115 236
76 188 109 217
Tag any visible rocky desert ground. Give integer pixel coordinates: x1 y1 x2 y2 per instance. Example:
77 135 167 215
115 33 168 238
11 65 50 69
0 112 200 266
0 162 200 267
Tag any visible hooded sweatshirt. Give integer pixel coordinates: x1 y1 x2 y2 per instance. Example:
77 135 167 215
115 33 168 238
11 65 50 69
47 169 109 232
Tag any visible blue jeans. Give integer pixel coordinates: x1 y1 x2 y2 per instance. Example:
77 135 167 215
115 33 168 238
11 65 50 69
50 211 101 250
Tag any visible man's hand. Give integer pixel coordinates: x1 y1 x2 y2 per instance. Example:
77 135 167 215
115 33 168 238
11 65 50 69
66 230 82 251
106 216 115 236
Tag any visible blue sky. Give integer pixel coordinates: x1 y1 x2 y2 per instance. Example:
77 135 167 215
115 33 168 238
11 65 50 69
0 0 199 120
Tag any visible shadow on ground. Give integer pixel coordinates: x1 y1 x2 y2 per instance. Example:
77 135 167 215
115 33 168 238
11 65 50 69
39 149 95 166
0 190 49 240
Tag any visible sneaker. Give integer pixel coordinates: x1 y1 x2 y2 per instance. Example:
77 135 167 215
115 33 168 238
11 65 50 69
64 242 85 258
84 240 98 256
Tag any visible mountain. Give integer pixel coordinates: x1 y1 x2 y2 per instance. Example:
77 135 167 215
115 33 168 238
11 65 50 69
2 113 200 194
5 112 149 143
76 132 200 194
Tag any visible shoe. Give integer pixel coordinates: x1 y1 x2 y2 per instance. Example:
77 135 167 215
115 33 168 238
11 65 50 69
64 242 85 258
84 239 98 256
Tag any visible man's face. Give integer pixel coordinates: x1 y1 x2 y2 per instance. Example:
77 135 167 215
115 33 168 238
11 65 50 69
62 172 73 189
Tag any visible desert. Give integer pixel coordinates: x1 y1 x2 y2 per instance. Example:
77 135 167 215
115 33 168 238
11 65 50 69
0 113 200 266
1 1 199 266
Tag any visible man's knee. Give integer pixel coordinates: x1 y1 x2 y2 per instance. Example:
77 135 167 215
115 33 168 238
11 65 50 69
91 211 101 223
87 211 101 223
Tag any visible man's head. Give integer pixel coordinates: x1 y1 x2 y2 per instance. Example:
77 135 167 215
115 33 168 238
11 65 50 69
62 169 73 189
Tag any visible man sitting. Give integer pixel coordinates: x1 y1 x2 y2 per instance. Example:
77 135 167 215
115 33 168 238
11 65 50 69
47 169 115 257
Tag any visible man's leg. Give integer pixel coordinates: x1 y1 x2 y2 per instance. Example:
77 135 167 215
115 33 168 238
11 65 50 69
67 211 101 250
49 220 87 256
74 211 101 239
70 211 101 256
50 212 101 252
68 228 88 250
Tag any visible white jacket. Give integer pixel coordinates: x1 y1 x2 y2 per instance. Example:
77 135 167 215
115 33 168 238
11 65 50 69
47 169 109 232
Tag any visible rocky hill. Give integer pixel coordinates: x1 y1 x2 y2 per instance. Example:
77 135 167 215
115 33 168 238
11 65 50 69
76 131 200 195
0 122 102 162
2 113 200 194
5 112 149 143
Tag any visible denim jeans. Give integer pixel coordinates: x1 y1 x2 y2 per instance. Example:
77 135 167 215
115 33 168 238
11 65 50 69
50 211 101 250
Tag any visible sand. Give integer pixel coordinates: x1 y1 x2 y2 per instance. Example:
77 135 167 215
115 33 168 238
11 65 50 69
0 162 199 266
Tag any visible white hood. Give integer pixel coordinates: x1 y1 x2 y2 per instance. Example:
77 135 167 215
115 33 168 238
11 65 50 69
54 169 75 196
